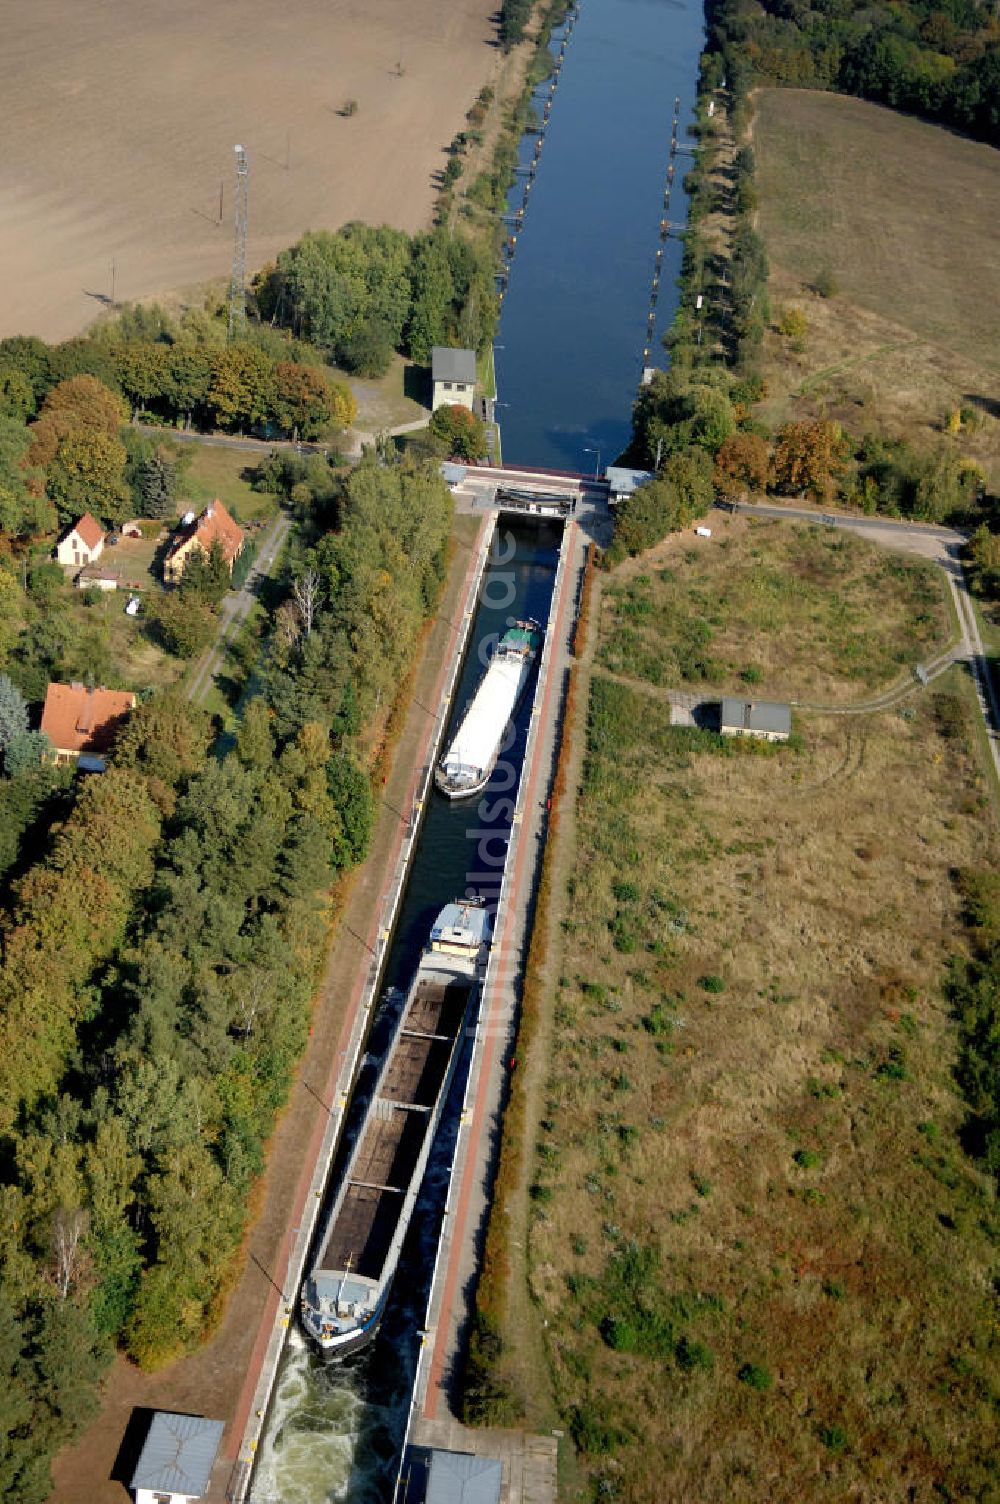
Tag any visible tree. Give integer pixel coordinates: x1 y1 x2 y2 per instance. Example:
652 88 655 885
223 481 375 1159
408 233 457 363
45 428 131 528
291 567 321 639
430 403 487 460
146 591 216 660
771 419 848 500
206 345 275 433
0 368 36 422
161 344 213 427
609 473 708 561
326 752 374 868
272 362 334 440
0 674 28 754
909 443 974 523
113 694 212 811
4 732 51 777
27 375 125 468
968 524 1000 602
138 453 178 519
714 432 770 498
117 342 168 418
338 321 395 378
182 537 230 607
235 698 275 770
0 418 52 539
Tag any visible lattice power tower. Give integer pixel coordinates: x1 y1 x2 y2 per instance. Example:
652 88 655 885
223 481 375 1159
228 144 249 339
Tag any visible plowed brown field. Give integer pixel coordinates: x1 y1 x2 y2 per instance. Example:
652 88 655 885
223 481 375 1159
1 0 497 341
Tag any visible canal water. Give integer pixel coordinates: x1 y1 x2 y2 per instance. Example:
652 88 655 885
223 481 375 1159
497 0 705 472
249 521 562 1504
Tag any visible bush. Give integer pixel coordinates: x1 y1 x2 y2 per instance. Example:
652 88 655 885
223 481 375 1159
738 1361 773 1391
793 1148 823 1169
429 403 487 461
675 1334 714 1372
338 321 394 378
699 974 726 993
571 1405 626 1456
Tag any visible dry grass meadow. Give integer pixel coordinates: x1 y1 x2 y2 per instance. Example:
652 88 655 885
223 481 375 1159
597 516 950 704
514 523 998 1501
752 90 1000 490
0 0 498 342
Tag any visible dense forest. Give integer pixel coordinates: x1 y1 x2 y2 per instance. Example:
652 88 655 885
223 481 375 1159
0 452 453 1500
705 0 1000 143
255 222 498 376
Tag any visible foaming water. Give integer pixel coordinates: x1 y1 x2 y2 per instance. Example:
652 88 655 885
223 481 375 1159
250 1346 384 1503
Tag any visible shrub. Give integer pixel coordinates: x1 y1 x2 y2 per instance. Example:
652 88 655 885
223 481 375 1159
819 1423 849 1454
571 1405 626 1456
793 1148 823 1169
699 974 726 994
813 267 838 298
738 1362 773 1391
779 307 809 341
675 1334 714 1372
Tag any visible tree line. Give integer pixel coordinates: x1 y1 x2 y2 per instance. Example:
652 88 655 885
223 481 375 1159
0 453 453 1499
704 0 1000 145
619 79 988 559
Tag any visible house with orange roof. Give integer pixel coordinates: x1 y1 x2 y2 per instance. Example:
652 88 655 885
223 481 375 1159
163 498 245 586
55 512 106 572
40 682 137 769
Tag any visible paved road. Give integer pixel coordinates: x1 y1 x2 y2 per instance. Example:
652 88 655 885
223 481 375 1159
726 498 965 562
185 510 292 707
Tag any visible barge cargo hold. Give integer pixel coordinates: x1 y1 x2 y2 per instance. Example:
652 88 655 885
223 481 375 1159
434 619 542 800
300 900 490 1359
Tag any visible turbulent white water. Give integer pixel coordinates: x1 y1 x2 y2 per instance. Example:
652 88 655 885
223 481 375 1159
249 1345 371 1504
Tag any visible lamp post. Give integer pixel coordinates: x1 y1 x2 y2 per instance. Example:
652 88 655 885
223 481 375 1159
584 445 602 480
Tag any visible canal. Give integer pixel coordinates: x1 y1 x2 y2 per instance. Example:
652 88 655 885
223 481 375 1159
497 0 705 472
248 521 562 1504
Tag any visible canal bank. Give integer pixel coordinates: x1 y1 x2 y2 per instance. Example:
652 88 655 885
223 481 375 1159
242 517 565 1503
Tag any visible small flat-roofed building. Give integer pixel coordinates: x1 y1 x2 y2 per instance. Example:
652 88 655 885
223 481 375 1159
426 1449 503 1504
56 512 105 571
130 1412 224 1504
719 698 791 743
40 682 137 767
431 347 476 413
605 466 654 504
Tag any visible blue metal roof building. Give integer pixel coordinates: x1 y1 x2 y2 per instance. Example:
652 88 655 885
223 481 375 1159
426 1450 503 1504
130 1412 224 1501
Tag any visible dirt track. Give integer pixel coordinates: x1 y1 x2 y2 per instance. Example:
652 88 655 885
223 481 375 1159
1 0 497 341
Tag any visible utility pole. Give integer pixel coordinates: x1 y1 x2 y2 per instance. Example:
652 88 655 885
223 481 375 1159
228 144 249 341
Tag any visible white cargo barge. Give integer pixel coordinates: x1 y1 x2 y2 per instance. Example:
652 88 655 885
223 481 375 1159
434 620 542 800
300 900 491 1359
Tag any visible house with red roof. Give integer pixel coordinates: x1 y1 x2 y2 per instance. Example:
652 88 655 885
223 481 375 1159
40 682 137 769
55 512 106 572
163 498 245 586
